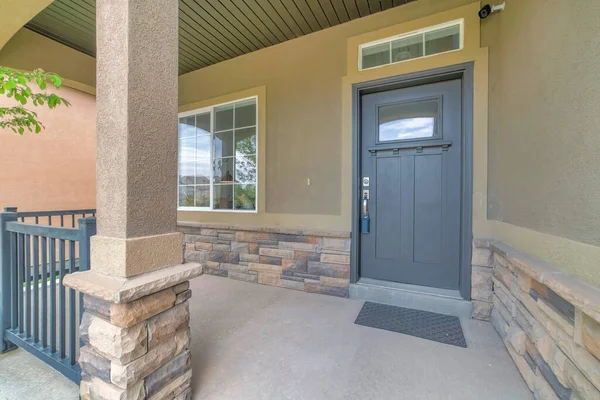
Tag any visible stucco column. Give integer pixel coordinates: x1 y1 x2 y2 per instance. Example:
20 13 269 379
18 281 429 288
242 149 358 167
64 0 201 399
93 0 182 278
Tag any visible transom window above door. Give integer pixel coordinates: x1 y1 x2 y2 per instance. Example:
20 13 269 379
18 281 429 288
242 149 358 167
359 19 464 70
178 97 257 212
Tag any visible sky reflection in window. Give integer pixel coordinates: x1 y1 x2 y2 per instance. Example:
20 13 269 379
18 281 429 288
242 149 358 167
379 117 435 141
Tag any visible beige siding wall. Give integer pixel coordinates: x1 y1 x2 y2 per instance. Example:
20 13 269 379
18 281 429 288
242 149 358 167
483 0 600 247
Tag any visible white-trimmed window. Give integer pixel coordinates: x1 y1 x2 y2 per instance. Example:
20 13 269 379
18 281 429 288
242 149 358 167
178 97 257 212
359 19 464 70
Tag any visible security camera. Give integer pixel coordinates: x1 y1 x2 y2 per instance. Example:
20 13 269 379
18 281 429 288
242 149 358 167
479 2 505 19
478 5 492 19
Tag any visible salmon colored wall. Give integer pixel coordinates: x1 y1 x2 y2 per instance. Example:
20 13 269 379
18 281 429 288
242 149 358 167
0 85 96 211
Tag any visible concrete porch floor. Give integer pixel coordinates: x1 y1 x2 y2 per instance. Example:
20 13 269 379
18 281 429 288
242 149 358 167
0 275 532 399
189 275 531 399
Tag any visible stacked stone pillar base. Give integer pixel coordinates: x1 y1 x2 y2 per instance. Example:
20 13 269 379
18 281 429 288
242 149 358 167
64 263 202 400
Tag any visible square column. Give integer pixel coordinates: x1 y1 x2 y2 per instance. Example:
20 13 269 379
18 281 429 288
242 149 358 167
93 0 182 278
63 0 202 398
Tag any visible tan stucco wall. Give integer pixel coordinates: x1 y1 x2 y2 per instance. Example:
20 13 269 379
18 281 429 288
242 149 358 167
0 28 96 93
178 0 476 229
483 0 600 247
177 0 600 287
4 0 599 286
0 0 52 51
478 0 600 287
0 85 96 211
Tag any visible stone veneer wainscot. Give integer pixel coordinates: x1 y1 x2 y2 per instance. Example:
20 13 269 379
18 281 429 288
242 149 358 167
179 222 351 297
474 239 600 400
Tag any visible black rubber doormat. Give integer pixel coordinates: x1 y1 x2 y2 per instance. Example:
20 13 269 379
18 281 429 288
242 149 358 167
354 302 467 348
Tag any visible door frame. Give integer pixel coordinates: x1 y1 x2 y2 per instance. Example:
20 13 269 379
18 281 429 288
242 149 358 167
350 62 474 300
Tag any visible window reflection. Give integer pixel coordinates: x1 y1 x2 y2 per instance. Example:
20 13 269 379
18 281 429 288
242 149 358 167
178 98 258 211
378 100 438 142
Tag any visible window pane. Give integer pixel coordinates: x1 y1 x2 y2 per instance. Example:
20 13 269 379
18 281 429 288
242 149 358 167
214 157 234 183
215 103 233 131
179 162 194 185
362 43 390 69
178 116 195 138
179 137 195 163
196 135 211 160
235 127 256 156
195 185 210 207
178 100 260 211
378 99 439 141
235 155 256 184
213 184 233 210
391 34 423 63
195 160 210 184
195 112 210 135
425 25 460 55
235 99 256 128
179 185 194 207
234 184 256 210
214 130 233 158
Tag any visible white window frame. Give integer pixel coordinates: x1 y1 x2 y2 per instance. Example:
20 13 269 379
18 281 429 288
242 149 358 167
358 19 465 71
177 95 259 213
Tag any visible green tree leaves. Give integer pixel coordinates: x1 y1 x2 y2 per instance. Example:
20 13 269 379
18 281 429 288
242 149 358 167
0 67 70 135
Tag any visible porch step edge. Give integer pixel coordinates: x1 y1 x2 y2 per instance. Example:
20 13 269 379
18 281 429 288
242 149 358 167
350 279 472 318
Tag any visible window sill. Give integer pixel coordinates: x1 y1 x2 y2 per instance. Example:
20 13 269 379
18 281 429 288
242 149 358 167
177 207 258 214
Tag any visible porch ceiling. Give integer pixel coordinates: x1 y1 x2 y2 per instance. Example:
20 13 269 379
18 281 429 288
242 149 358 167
25 0 416 75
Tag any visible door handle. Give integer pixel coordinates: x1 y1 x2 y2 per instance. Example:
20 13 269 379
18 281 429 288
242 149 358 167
361 191 370 234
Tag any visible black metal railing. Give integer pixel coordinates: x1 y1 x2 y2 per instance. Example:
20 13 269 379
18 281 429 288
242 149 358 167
0 207 96 383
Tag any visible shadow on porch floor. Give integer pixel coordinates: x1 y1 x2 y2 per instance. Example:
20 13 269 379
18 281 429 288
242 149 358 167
189 275 532 400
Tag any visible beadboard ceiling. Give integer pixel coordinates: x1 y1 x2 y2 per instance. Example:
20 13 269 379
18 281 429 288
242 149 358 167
25 0 416 75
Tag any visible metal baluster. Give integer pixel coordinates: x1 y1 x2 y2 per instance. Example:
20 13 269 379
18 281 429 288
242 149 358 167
71 215 75 228
60 215 64 227
1 209 18 352
17 234 23 334
25 235 31 338
32 236 39 342
68 241 76 365
58 240 66 359
78 217 96 327
49 238 56 353
10 232 17 329
35 216 39 225
41 236 47 348
48 216 51 226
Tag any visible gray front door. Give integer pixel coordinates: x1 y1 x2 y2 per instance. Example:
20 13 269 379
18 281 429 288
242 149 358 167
360 79 463 290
